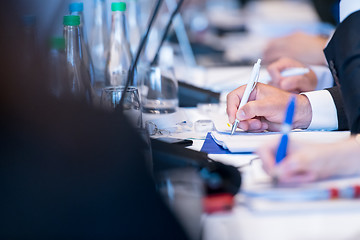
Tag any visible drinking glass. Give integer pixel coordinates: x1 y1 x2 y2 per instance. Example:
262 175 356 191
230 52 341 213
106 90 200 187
140 66 178 114
100 86 142 128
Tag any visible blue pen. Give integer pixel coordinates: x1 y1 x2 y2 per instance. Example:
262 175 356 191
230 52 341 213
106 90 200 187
275 96 296 164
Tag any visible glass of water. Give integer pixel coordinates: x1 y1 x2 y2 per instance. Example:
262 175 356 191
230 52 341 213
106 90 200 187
140 66 178 114
100 86 142 128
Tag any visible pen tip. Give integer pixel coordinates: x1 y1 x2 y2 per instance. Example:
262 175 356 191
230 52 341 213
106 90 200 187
230 125 236 135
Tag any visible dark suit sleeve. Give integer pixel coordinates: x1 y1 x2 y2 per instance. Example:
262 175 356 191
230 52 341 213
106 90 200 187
324 10 360 133
325 86 349 130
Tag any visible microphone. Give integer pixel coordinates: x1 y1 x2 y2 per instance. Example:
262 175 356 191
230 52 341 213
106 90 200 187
119 0 164 111
151 0 185 66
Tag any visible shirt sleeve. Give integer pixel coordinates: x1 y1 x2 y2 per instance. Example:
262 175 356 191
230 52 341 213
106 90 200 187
340 0 360 23
301 90 338 130
310 65 334 90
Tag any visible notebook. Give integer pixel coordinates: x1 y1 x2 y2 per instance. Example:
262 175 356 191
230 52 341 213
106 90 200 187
210 130 351 153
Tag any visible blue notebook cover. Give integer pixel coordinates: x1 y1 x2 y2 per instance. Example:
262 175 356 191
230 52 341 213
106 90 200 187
200 132 232 154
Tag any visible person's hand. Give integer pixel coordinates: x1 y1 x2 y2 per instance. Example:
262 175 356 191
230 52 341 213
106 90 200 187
226 83 312 132
267 57 318 93
257 137 360 183
263 31 328 66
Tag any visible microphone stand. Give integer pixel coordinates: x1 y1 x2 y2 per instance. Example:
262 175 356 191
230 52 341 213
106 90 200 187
119 0 164 111
151 0 185 66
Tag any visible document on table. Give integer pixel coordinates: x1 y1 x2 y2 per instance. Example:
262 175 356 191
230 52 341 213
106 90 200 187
210 130 351 153
241 174 360 213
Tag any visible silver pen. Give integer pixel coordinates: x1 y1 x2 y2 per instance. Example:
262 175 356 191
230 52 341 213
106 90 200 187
231 59 261 135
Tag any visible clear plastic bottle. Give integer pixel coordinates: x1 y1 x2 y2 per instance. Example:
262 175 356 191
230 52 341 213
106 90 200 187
105 2 132 87
89 0 109 90
48 37 67 98
69 2 95 86
63 15 95 104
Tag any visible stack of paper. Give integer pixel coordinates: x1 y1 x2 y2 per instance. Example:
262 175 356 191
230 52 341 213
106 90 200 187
241 175 360 213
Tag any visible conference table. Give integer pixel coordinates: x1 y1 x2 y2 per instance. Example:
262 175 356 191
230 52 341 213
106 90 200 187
146 1 360 239
146 95 360 240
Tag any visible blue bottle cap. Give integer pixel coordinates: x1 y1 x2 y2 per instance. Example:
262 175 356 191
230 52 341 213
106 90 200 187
69 2 84 13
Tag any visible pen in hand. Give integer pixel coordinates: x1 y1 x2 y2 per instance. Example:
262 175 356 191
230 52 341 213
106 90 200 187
231 59 262 135
260 67 310 84
273 95 296 182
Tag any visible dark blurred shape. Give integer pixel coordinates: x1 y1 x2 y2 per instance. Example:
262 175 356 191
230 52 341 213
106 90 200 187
151 139 242 196
21 15 38 71
178 81 220 107
312 0 340 25
236 0 251 8
0 2 188 239
211 24 248 37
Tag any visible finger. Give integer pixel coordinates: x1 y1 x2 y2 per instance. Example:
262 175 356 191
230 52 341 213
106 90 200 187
226 92 241 123
254 117 280 132
238 121 249 131
238 118 269 132
267 57 304 86
277 152 311 179
256 141 278 174
279 76 303 92
236 100 270 121
247 118 262 130
267 64 283 85
293 71 317 93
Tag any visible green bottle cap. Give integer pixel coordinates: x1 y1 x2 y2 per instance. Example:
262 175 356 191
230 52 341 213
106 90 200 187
63 15 80 26
111 2 126 11
50 37 65 50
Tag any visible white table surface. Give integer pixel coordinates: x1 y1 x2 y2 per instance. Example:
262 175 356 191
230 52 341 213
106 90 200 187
149 106 360 240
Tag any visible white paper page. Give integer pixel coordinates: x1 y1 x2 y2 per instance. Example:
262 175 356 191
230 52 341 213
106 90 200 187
211 131 279 153
211 131 351 153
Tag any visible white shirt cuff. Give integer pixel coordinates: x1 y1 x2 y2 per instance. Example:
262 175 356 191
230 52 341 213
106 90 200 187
310 65 334 90
301 90 338 130
340 0 360 23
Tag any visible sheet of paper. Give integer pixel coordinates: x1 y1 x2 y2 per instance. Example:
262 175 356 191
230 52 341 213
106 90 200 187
239 154 360 213
241 174 360 213
211 131 280 152
211 131 351 153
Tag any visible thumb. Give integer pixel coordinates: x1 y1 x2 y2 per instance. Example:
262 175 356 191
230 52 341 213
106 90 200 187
236 100 267 121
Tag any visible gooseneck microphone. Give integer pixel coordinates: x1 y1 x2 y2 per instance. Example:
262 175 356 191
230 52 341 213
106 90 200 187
151 0 185 66
119 0 164 111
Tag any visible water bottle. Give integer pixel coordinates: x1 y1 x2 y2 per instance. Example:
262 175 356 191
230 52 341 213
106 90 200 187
48 37 67 98
105 2 132 87
63 15 95 104
89 0 109 90
69 2 95 87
